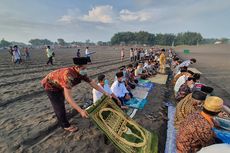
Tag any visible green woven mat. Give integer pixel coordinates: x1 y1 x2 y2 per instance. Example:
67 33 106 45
86 96 158 153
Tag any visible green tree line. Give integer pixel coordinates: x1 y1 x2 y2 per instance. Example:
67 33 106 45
0 34 229 48
110 31 204 46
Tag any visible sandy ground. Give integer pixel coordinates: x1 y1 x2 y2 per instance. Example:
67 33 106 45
175 44 230 106
0 46 168 153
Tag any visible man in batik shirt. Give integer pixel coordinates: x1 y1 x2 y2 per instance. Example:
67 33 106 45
177 96 223 153
174 91 207 129
41 57 111 132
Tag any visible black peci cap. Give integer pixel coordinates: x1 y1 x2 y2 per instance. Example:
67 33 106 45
201 86 214 94
116 71 124 78
192 91 207 100
73 57 88 65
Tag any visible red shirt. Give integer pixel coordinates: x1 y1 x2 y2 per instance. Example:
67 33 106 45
41 66 91 91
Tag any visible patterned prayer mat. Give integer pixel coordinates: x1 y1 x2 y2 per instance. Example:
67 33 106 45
131 86 149 99
125 98 148 109
138 79 151 84
213 117 230 131
86 96 158 153
138 80 154 91
148 74 168 85
165 105 176 153
212 128 230 144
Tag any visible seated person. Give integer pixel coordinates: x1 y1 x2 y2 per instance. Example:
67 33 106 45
171 57 180 69
173 60 182 75
111 72 132 105
173 66 188 84
92 74 127 109
193 84 213 94
174 70 194 95
114 65 126 81
125 64 138 89
175 66 188 76
177 96 223 153
143 60 156 75
201 86 214 96
175 77 196 101
150 60 158 73
174 90 207 129
134 63 149 79
115 65 133 91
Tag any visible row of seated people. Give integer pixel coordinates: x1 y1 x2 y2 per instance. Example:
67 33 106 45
92 59 159 109
170 56 230 153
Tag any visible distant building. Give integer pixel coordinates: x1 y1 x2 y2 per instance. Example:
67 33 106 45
214 41 222 45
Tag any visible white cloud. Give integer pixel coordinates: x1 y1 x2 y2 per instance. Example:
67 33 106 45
119 9 155 22
58 15 75 23
57 8 81 24
82 5 114 23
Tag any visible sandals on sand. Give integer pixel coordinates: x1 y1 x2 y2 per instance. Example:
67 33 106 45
64 126 78 132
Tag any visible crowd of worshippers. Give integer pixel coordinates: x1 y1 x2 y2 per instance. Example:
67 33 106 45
129 47 166 62
92 48 168 109
170 55 230 152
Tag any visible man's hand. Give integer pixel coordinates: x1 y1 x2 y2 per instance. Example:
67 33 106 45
117 99 122 106
79 109 89 118
105 92 112 98
125 93 131 100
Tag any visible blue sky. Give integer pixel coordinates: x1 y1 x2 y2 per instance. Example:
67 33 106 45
0 0 230 43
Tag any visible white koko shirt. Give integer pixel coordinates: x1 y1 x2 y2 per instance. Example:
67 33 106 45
111 80 129 98
92 83 112 103
174 75 187 94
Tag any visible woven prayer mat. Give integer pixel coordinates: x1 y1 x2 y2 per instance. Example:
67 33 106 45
86 96 158 153
188 68 202 74
148 74 168 85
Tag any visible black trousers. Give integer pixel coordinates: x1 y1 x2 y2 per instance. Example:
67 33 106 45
46 90 70 128
47 57 53 65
